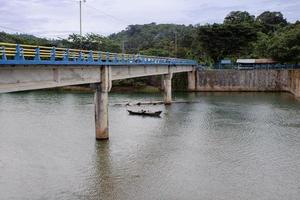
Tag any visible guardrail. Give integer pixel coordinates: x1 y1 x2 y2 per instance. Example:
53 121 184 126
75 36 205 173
0 43 197 66
202 64 300 70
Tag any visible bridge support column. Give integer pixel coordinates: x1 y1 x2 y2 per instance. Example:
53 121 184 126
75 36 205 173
95 66 112 140
163 72 173 105
188 68 196 91
160 76 165 91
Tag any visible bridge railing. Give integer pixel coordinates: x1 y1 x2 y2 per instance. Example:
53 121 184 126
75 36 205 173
202 63 300 70
0 43 197 66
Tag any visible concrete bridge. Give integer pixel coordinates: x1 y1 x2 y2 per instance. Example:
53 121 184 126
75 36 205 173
0 43 198 140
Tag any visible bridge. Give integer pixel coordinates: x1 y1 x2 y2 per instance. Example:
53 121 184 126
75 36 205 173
0 43 198 140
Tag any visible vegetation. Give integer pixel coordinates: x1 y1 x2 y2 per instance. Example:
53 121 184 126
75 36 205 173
63 33 121 52
195 23 258 63
256 11 288 34
1 11 299 65
224 11 255 25
268 24 300 63
0 11 299 90
110 23 196 59
0 32 58 46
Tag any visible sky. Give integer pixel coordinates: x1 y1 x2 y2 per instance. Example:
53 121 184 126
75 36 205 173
0 0 299 38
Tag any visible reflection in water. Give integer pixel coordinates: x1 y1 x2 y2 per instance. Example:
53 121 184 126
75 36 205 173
0 91 300 200
87 141 115 200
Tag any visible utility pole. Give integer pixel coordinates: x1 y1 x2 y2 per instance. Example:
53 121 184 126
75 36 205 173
174 31 178 57
79 0 86 36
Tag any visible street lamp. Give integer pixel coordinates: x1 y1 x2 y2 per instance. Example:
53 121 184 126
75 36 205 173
79 0 86 36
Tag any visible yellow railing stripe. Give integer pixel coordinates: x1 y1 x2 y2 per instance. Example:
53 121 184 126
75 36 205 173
0 43 17 46
0 42 192 62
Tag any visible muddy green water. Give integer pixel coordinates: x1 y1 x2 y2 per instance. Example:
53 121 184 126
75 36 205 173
0 91 300 200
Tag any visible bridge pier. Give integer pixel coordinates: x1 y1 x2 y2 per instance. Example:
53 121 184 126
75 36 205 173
188 68 196 91
95 66 112 140
163 72 173 105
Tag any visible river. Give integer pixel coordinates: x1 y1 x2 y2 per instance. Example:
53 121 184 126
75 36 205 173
0 91 300 200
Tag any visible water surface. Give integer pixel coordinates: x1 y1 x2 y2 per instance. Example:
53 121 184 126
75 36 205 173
0 91 300 200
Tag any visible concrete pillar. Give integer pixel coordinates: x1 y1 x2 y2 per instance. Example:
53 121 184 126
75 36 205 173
187 68 196 91
163 72 173 105
95 66 112 140
160 76 165 91
295 70 300 98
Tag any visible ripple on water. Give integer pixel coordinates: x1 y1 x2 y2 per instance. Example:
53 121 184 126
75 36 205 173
0 91 300 200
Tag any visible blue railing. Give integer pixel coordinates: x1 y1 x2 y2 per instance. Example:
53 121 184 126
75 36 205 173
202 64 300 70
0 43 197 66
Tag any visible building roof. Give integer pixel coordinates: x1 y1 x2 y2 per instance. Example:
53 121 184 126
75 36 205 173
237 59 277 64
220 59 232 64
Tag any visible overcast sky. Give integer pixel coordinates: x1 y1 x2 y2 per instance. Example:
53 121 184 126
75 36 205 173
0 0 299 38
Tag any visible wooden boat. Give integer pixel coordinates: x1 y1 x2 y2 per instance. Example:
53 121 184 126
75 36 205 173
127 110 162 117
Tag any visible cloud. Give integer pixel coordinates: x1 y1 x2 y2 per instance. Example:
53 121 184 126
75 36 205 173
0 0 299 38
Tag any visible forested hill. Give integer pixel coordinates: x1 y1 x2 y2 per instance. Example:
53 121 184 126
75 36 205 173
0 32 58 46
0 11 299 65
108 11 300 65
109 23 196 59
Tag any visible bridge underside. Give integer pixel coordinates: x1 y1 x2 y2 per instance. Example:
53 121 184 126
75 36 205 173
0 64 196 140
0 65 193 93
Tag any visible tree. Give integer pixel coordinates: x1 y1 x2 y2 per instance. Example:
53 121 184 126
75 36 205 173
140 48 170 57
109 23 197 57
252 32 271 58
0 10 297 66
268 25 300 63
0 32 56 46
256 11 288 33
65 33 121 52
224 11 255 25
196 23 257 62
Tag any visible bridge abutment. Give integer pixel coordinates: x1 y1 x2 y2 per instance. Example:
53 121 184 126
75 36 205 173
95 66 112 140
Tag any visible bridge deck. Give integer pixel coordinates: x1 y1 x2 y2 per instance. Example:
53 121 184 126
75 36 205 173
0 43 197 93
0 65 193 93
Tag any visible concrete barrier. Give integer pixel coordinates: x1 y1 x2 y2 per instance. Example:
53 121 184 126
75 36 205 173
196 69 300 98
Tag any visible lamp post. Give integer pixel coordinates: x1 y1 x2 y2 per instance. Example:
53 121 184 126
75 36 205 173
79 0 86 36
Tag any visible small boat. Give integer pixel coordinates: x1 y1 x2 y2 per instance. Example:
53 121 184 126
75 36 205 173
127 110 162 117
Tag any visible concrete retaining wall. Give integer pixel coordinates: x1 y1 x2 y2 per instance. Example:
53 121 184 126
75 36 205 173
288 70 300 97
196 69 300 97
